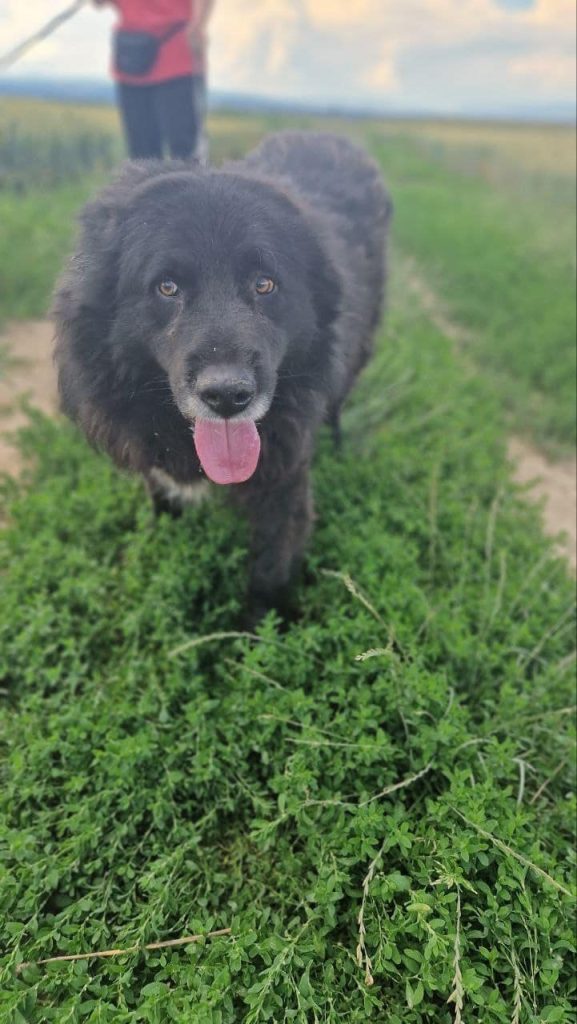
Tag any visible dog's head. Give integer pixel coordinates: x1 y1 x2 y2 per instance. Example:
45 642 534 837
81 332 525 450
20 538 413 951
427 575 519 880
57 162 341 483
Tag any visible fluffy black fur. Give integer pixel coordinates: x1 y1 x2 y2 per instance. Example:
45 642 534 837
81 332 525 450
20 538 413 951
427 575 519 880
54 132 391 619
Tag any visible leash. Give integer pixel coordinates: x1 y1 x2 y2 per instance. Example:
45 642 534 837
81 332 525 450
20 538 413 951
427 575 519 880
0 0 89 73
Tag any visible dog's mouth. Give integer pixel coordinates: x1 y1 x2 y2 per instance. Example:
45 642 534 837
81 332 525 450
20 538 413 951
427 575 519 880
193 418 261 486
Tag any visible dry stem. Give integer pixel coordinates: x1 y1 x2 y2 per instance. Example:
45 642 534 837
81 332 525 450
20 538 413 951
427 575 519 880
16 928 232 974
447 888 464 1024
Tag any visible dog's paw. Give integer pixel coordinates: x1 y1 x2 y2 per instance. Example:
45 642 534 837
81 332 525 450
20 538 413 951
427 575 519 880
242 601 270 631
151 494 184 519
243 583 301 632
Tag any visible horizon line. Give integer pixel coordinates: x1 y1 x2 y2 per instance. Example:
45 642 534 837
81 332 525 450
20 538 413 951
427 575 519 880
1 74 576 126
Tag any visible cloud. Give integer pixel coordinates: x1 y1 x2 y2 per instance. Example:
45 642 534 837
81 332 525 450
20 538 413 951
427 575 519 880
210 0 575 109
363 44 400 93
529 0 576 24
495 0 535 9
302 0 377 30
211 0 300 86
0 0 575 114
510 52 576 90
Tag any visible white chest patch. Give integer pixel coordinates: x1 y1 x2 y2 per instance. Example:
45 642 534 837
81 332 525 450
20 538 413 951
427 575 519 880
149 468 210 507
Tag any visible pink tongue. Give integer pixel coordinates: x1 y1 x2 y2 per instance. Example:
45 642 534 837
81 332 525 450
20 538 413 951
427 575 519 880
194 419 261 485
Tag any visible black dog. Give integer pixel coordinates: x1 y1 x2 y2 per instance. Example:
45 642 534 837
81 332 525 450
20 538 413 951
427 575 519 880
54 132 391 619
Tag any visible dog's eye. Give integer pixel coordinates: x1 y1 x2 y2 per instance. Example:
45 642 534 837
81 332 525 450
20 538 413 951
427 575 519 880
157 279 179 298
254 276 277 296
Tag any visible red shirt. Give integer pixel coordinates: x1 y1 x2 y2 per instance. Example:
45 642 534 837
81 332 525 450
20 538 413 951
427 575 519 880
110 1 204 84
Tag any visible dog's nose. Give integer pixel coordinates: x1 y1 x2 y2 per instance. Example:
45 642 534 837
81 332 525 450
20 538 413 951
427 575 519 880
197 368 256 419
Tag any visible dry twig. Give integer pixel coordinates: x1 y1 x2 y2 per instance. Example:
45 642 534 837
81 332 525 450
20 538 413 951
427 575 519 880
450 808 574 897
359 760 433 808
447 888 464 1024
356 838 387 987
530 759 567 805
16 928 232 974
321 570 385 625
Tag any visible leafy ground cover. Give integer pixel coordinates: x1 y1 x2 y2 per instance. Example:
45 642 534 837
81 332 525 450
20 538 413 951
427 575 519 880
1 261 575 1021
0 102 575 1021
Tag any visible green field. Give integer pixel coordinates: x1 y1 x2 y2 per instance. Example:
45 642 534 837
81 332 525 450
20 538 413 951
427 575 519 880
0 98 575 1023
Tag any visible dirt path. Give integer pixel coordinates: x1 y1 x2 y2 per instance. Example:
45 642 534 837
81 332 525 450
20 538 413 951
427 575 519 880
402 258 577 568
0 320 59 476
508 438 576 569
0 316 575 567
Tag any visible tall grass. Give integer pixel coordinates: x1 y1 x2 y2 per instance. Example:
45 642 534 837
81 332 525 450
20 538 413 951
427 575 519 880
0 99 121 193
370 131 576 452
0 100 121 324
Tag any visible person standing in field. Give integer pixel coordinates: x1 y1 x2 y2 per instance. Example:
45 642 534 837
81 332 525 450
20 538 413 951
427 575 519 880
93 0 215 160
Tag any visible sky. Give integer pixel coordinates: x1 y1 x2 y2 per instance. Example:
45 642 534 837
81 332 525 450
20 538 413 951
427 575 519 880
0 0 575 116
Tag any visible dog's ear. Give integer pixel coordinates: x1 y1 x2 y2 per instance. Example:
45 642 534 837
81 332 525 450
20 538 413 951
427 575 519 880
52 190 122 423
52 202 114 353
53 161 170 349
76 196 122 312
72 161 172 310
51 198 121 404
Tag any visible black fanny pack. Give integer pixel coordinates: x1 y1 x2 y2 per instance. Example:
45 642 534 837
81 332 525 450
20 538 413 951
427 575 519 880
114 21 187 77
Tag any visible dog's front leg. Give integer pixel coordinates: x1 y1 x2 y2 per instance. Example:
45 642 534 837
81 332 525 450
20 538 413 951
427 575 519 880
241 467 314 623
145 468 209 519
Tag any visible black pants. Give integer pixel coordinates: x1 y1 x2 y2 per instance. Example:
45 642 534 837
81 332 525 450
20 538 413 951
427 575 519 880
117 75 205 160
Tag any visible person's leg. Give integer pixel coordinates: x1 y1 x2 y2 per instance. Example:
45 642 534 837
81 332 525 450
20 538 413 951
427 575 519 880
116 83 163 159
154 76 203 160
